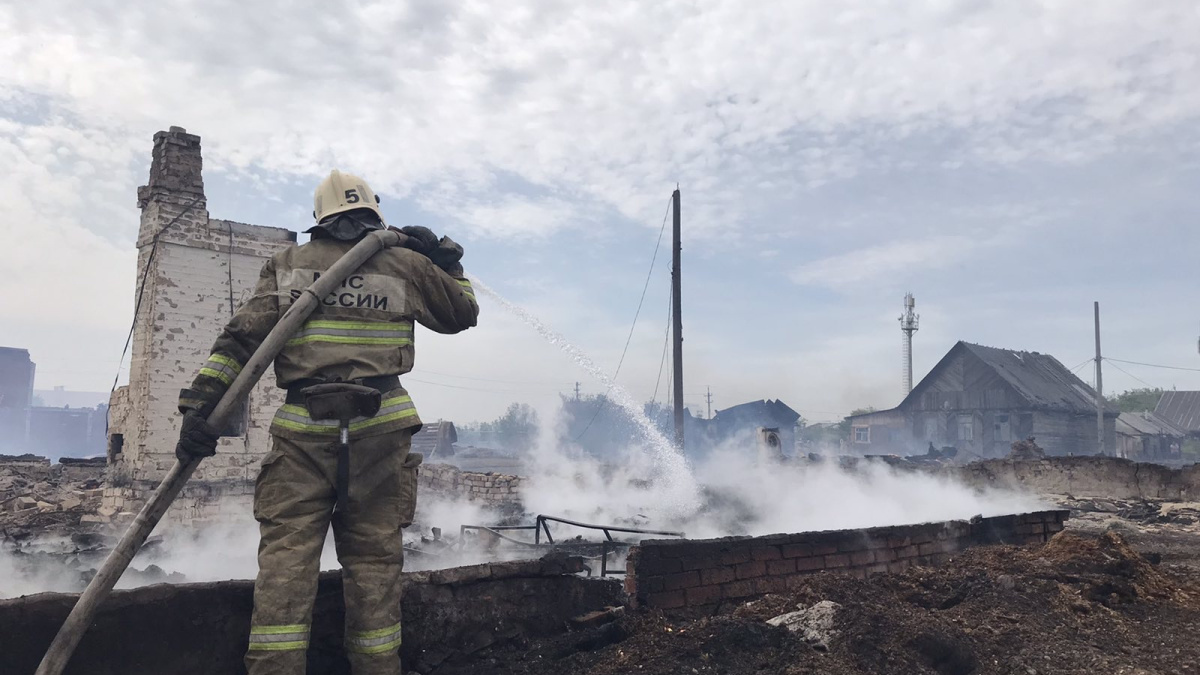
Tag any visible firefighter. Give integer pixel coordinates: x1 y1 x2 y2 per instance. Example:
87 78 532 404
173 169 478 674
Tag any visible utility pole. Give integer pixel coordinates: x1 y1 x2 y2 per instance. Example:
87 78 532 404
705 386 713 420
672 188 685 451
1094 301 1105 455
574 382 581 402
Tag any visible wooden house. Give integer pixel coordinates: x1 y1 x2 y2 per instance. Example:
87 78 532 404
846 342 1119 458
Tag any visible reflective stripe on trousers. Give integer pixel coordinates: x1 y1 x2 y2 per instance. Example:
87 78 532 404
346 622 402 655
198 354 243 386
247 624 310 652
456 278 475 300
285 319 414 347
272 395 417 435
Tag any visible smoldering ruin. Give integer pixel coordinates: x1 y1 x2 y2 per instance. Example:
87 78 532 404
5 128 1200 675
7 447 1200 674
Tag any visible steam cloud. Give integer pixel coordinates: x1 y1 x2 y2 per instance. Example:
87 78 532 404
1 402 1043 598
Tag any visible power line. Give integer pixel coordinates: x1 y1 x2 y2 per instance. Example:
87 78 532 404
576 194 673 440
226 220 235 316
1068 358 1093 374
1103 359 1155 389
1105 357 1200 373
403 376 559 395
651 284 673 405
110 195 206 394
415 369 571 386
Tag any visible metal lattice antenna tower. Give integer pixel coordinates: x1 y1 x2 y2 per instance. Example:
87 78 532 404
899 293 920 394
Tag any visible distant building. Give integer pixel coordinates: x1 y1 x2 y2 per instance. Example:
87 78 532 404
1115 411 1185 460
0 348 35 453
27 405 108 460
846 341 1119 458
33 387 110 409
0 349 109 459
710 399 802 454
1154 391 1200 438
411 421 458 459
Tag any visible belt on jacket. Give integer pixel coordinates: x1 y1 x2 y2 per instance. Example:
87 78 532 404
283 375 401 405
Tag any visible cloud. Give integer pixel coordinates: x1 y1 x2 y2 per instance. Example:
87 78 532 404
3 0 1200 416
790 235 979 289
2 1 1199 240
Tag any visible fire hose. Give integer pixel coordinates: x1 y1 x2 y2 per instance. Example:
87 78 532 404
36 228 408 675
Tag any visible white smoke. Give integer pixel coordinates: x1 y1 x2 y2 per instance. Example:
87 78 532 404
1 401 1045 597
485 401 1045 543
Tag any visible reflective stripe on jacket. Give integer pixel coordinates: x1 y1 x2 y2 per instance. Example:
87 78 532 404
270 391 418 438
178 236 479 440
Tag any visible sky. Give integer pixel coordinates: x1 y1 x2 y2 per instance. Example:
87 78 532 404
1 0 1198 424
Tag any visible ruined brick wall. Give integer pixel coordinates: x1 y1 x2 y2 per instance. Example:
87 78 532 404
419 462 524 507
948 456 1200 501
103 127 295 524
0 455 51 478
625 510 1068 613
55 459 106 483
0 555 620 675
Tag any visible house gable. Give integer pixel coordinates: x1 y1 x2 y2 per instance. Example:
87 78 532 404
900 341 1115 415
901 343 1029 413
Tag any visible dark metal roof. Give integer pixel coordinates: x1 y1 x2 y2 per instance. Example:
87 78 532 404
957 342 1119 414
713 399 801 426
1116 411 1187 437
893 342 1117 415
1154 391 1200 433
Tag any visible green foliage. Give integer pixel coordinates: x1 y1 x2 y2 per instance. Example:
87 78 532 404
471 402 539 451
1110 388 1164 413
558 394 643 457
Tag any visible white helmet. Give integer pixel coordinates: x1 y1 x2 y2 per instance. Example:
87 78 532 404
313 169 383 223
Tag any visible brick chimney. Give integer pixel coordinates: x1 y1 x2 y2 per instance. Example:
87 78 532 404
136 126 208 246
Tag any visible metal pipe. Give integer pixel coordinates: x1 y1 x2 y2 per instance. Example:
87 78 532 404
535 513 685 538
36 229 406 675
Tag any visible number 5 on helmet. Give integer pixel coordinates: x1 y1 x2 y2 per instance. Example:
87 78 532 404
312 169 384 224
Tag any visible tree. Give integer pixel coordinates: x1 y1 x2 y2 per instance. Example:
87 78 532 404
492 402 539 451
1110 388 1164 413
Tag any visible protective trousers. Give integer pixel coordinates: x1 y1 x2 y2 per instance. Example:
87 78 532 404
244 429 417 675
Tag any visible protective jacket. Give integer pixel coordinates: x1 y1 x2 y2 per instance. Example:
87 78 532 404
178 236 478 439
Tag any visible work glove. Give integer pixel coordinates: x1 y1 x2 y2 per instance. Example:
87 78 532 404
395 225 439 256
175 411 220 462
429 236 465 277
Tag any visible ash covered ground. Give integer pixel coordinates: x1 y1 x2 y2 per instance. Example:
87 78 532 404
6 457 1200 674
446 528 1200 675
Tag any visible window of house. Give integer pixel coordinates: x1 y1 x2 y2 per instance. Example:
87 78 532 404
994 414 1011 442
923 418 938 440
957 415 974 441
853 426 870 443
107 433 124 462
